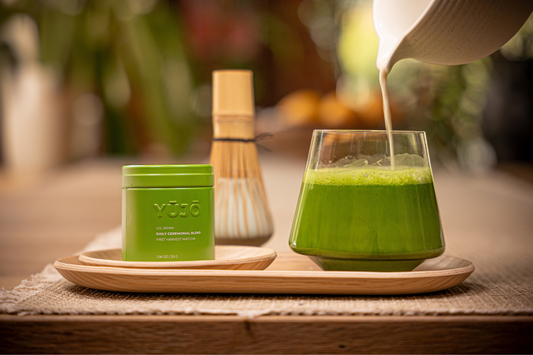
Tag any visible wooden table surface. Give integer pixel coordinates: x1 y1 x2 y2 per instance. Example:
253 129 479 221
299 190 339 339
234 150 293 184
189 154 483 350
1 156 532 354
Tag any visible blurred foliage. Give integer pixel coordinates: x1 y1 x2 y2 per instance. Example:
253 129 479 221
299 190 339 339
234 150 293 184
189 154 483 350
414 61 493 170
0 0 195 156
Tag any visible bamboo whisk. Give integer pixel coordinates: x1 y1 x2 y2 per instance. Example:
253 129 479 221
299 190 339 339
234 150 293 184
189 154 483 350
209 70 274 246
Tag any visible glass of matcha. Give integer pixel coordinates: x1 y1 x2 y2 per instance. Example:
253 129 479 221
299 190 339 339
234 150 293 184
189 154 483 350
289 130 445 272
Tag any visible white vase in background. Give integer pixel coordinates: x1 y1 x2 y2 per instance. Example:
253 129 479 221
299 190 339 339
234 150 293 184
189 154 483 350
1 15 64 174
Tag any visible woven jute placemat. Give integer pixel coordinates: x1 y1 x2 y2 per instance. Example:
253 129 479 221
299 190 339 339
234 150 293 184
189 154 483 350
1 224 532 317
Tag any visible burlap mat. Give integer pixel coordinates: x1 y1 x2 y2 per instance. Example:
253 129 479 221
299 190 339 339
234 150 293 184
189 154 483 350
1 222 533 317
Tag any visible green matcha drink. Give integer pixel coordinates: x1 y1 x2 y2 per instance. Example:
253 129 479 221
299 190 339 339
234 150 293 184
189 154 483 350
289 165 444 271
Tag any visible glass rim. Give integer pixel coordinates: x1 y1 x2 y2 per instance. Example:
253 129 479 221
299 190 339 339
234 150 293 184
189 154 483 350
313 129 426 135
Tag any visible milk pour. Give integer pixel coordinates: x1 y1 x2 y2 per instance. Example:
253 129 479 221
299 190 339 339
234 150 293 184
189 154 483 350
379 69 394 169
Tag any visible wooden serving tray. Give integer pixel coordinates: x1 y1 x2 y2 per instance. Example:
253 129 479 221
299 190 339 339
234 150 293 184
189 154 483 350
54 252 474 295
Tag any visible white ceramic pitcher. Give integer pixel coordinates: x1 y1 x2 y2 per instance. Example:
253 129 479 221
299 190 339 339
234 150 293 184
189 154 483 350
374 0 533 73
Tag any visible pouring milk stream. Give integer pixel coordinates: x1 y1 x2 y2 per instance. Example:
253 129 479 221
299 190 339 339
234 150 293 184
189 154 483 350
373 0 533 168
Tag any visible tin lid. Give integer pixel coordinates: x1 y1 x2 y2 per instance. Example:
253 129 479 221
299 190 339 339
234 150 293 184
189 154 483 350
122 164 214 188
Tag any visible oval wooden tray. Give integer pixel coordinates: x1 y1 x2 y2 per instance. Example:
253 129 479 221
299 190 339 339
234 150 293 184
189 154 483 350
55 253 474 295
79 246 277 270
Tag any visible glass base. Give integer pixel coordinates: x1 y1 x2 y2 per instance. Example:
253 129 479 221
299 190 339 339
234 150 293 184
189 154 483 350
309 256 425 272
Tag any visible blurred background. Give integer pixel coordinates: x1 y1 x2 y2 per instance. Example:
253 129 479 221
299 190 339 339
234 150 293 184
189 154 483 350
0 0 532 175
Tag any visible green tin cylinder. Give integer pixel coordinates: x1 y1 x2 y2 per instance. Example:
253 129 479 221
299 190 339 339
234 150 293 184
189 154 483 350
122 164 215 261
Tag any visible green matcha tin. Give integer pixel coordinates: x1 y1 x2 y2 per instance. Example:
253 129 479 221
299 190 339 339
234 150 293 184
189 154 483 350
122 164 215 262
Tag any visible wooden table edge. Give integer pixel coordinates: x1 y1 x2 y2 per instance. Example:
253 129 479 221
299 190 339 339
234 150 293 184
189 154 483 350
1 314 533 322
1 314 532 353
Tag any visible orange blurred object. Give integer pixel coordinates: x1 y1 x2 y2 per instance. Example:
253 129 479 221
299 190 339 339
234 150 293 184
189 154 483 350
276 89 321 126
317 91 358 128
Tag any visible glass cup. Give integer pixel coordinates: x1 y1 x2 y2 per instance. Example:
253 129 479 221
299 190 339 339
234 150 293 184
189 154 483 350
289 130 445 271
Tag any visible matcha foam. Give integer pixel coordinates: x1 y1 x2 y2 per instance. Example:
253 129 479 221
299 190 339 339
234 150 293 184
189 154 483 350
304 166 433 186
